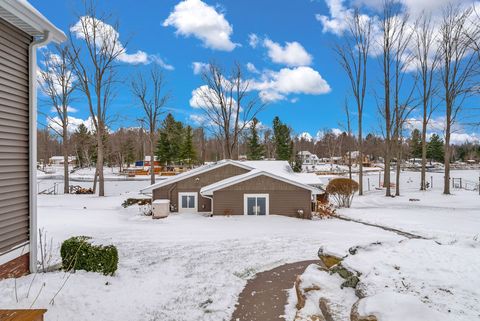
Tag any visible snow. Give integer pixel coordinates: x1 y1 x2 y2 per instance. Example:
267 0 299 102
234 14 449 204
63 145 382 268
357 292 450 321
0 181 400 321
289 264 357 320
1 169 479 320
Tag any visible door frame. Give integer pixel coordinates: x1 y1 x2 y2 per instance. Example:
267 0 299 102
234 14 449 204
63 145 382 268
243 194 269 216
178 192 198 213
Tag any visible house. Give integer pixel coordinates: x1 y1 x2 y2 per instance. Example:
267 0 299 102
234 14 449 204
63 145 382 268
49 155 77 166
141 160 324 217
297 151 321 172
0 1 66 279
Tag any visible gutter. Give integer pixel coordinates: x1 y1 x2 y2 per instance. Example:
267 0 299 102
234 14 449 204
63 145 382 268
29 31 52 273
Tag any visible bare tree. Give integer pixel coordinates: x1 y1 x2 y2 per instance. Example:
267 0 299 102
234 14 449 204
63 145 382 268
195 62 265 159
39 45 76 194
391 12 418 196
343 99 353 179
68 3 124 196
414 13 440 190
131 66 169 184
334 9 372 196
438 5 477 194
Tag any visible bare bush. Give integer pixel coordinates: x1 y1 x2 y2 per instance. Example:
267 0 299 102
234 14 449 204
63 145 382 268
326 178 359 208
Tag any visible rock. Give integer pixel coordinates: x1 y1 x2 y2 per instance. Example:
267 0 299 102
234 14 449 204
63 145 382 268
319 298 335 321
329 264 353 279
320 255 342 269
295 275 306 310
350 300 378 321
341 275 360 289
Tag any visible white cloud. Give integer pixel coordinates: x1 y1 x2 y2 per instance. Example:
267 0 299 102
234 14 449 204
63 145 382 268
71 16 173 69
315 128 343 141
189 113 208 125
48 115 96 133
246 62 259 74
50 106 78 114
450 132 480 145
315 0 353 35
192 62 209 75
252 66 331 102
248 33 259 48
298 132 313 142
163 0 237 51
263 38 313 66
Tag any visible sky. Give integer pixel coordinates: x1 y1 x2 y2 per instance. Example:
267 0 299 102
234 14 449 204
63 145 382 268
32 0 480 144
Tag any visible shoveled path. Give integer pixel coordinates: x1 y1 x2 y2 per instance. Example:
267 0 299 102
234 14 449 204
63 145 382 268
231 260 320 321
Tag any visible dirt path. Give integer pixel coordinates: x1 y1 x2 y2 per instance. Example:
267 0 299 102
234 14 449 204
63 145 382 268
333 214 426 239
231 260 320 321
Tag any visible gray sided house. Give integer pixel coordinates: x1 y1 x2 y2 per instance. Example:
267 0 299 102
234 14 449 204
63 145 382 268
0 1 65 279
141 160 324 217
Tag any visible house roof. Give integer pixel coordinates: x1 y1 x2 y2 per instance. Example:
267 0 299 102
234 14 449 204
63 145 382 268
141 159 325 194
0 0 66 43
140 160 252 194
200 170 323 196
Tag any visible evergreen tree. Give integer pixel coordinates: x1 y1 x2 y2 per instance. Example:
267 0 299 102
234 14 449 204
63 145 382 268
246 118 264 160
292 153 303 172
427 134 444 162
156 131 171 165
180 126 196 166
122 137 135 167
409 129 422 158
156 113 184 164
272 116 293 160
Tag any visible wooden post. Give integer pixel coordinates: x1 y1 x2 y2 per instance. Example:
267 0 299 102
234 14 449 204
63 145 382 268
431 176 433 189
460 178 462 189
368 178 370 191
379 171 381 187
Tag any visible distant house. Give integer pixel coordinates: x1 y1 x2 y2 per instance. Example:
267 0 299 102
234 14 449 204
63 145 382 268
141 160 324 217
297 151 321 172
49 155 77 165
0 1 65 279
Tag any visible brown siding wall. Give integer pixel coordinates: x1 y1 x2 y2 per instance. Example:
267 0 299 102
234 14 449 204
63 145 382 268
0 253 29 280
152 164 250 212
0 18 32 259
212 175 312 217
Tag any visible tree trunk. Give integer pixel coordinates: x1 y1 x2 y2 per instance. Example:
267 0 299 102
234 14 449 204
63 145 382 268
96 127 105 197
150 132 155 185
420 109 427 190
395 138 401 196
358 113 363 196
63 125 69 194
443 108 451 194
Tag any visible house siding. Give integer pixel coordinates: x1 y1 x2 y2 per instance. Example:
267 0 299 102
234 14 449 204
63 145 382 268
0 17 32 274
212 175 312 217
152 164 250 212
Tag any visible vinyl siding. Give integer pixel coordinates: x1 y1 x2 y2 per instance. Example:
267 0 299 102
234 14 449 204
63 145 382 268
0 18 31 254
212 175 312 217
152 164 250 212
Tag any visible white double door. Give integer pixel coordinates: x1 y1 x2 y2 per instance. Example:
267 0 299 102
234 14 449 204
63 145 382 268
244 194 269 216
178 192 198 213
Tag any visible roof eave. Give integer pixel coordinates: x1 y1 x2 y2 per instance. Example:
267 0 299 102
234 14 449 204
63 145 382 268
0 0 67 43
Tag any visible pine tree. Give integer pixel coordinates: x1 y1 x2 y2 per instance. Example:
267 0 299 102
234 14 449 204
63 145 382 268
409 129 422 159
156 113 184 165
180 126 196 166
246 118 264 160
292 153 303 172
272 116 292 160
156 131 171 165
427 134 444 162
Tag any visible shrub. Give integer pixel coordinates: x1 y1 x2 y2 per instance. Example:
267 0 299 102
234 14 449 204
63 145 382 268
326 178 359 208
60 236 118 276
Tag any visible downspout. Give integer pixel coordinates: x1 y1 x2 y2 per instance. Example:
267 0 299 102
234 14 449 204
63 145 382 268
199 191 214 215
29 31 52 273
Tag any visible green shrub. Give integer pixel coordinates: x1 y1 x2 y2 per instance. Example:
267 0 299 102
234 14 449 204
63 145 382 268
326 178 359 208
60 236 118 276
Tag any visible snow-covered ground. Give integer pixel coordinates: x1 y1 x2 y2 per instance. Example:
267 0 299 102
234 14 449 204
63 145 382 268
0 170 479 321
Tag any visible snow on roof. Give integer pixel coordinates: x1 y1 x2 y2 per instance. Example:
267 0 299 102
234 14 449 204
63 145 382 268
141 159 325 194
200 169 323 196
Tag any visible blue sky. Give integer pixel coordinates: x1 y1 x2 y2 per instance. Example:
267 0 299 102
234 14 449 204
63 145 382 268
32 0 479 143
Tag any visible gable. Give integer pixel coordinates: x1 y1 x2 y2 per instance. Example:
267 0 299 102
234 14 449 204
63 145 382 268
175 164 250 190
216 174 309 192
